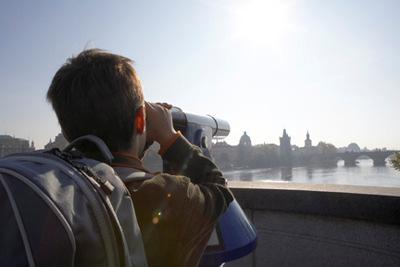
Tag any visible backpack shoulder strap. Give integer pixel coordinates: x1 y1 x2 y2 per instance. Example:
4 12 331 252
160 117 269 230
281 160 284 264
124 172 154 183
64 135 113 164
113 167 154 184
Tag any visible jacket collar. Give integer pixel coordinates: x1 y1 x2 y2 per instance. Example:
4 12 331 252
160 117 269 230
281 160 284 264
111 151 149 172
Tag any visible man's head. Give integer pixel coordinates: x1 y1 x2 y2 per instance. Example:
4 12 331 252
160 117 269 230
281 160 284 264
47 49 146 152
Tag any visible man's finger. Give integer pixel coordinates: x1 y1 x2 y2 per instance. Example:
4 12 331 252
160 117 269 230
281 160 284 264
145 101 159 113
156 102 173 110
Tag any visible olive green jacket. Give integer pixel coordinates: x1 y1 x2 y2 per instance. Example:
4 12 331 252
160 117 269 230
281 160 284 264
113 136 234 267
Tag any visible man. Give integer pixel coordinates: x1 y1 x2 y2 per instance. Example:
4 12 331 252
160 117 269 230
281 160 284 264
47 49 234 267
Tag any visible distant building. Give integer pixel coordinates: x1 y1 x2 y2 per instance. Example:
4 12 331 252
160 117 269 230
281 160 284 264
45 133 68 150
304 131 312 148
210 141 236 170
239 131 252 147
238 131 253 167
346 143 361 153
279 129 292 166
0 135 35 157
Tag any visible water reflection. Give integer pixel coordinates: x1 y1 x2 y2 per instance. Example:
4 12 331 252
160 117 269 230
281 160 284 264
239 171 253 181
224 159 400 188
306 167 314 180
281 167 292 181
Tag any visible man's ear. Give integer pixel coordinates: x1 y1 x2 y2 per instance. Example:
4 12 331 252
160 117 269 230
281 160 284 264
135 106 146 135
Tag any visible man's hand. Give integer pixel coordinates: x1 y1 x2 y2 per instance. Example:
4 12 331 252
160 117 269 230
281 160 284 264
145 102 177 150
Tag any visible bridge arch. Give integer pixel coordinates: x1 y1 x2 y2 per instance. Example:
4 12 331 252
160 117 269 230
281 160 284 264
354 154 373 166
335 151 398 167
336 156 371 167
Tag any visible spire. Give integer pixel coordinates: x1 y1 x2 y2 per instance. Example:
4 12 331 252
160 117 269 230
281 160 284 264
305 130 312 148
282 129 290 138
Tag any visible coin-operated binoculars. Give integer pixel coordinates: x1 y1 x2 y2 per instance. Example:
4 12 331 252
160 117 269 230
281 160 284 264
165 107 257 267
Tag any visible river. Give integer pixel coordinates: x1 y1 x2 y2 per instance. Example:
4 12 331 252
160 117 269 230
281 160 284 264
223 159 400 188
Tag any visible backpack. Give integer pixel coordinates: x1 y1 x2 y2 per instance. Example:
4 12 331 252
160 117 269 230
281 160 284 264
0 135 148 267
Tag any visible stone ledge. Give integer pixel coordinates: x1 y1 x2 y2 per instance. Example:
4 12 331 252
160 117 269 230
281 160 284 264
228 181 400 196
228 181 400 225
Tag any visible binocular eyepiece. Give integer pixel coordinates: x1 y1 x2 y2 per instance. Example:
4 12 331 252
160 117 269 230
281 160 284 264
171 107 230 150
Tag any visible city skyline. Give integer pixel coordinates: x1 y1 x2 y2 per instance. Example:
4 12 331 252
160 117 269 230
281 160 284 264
211 130 397 171
1 129 395 151
1 0 399 149
220 130 393 151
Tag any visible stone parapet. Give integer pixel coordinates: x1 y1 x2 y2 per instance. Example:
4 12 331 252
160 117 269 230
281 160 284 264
224 182 400 267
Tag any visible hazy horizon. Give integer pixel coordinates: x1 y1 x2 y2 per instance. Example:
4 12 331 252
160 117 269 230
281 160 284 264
1 0 399 150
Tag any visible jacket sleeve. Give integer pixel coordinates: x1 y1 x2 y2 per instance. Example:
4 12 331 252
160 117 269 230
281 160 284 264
161 135 234 219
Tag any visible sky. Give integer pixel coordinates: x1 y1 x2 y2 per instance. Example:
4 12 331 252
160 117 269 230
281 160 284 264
0 0 399 149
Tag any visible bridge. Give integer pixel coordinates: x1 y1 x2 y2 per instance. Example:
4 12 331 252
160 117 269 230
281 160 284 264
335 150 399 166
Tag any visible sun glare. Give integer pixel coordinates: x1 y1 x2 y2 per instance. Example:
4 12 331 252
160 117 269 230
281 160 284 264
231 0 293 47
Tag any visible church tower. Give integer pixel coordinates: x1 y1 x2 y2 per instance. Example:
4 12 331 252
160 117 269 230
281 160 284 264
30 141 35 151
279 129 292 166
238 131 252 167
239 131 252 147
304 131 312 148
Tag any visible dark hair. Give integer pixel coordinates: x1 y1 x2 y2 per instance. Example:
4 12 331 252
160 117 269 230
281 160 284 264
47 49 144 152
